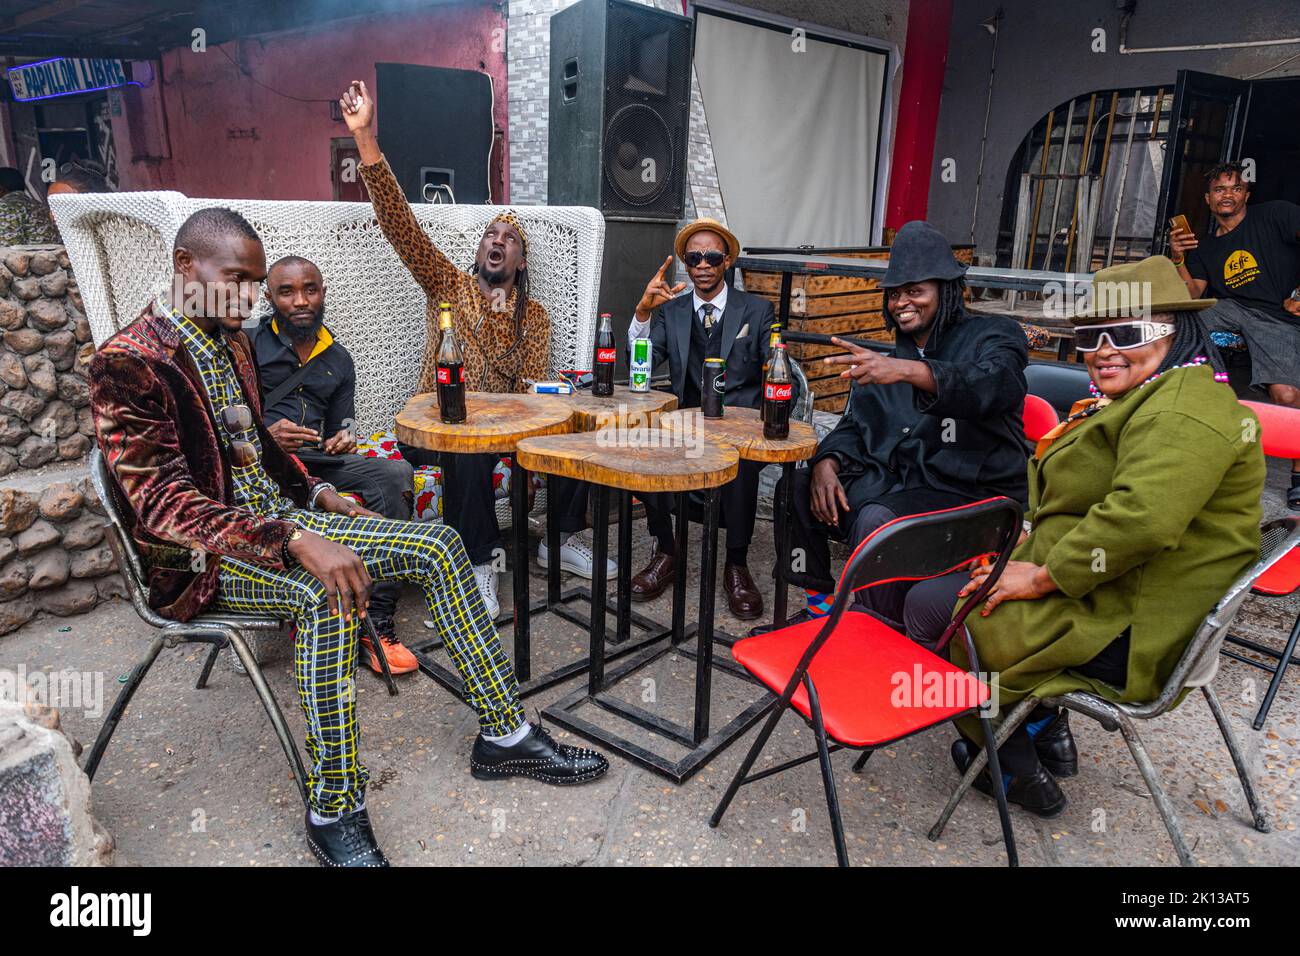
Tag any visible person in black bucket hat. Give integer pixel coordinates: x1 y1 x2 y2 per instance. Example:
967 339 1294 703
753 220 1031 635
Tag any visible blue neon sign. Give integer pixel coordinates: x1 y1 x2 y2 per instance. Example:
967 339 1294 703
7 57 132 102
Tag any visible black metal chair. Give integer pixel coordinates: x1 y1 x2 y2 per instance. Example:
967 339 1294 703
709 497 1024 867
86 448 316 805
928 515 1298 866
1025 361 1092 419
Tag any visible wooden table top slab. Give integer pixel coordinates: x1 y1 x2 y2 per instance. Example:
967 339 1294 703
395 391 575 454
658 405 818 463
564 386 679 431
516 430 739 493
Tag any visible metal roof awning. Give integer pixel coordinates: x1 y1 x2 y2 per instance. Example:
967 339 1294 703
0 0 463 61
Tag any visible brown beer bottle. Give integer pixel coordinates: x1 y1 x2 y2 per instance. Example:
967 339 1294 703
436 302 467 424
762 342 792 440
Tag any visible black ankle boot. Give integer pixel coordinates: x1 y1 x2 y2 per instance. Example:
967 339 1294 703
950 739 1068 819
1033 711 1078 778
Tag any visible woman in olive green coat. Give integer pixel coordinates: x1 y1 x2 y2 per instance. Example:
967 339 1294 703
906 256 1264 816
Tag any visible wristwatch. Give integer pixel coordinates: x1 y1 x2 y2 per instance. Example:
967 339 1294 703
282 528 303 567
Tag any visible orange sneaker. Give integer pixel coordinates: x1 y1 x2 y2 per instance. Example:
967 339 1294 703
359 628 419 676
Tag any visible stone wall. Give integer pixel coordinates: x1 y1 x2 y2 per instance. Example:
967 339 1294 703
0 245 120 636
0 246 95 474
0 477 123 636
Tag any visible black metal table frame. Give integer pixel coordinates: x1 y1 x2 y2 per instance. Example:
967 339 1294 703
670 459 799 652
543 483 775 783
410 452 672 699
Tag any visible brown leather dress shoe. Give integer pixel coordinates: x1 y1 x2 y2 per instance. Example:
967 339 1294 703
631 549 676 602
723 564 763 620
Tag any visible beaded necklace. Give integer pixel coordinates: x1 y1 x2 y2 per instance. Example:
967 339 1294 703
1087 355 1229 398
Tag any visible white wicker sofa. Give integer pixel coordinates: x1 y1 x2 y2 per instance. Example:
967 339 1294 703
53 190 605 524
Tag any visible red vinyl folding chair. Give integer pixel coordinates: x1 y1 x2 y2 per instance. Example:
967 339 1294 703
1022 394 1060 442
709 497 1024 867
1227 400 1300 728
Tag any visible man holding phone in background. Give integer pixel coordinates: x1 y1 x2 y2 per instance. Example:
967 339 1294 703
1169 162 1300 507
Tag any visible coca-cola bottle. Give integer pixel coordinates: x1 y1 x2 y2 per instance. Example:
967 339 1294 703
762 342 792 440
592 312 615 397
435 302 467 424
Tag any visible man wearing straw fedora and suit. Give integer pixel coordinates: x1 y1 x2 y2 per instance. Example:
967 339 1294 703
625 217 779 620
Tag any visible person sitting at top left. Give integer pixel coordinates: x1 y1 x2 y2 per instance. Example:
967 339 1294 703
0 167 57 245
253 253 418 677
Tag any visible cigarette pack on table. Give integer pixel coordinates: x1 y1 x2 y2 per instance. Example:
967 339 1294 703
532 381 573 394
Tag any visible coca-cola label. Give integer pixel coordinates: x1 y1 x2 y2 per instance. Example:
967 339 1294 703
765 382 793 401
596 347 616 364
437 366 464 385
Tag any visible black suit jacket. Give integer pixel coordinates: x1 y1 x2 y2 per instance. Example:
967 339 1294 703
641 286 778 410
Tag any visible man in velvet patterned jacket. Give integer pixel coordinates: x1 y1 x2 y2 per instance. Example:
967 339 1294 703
89 207 607 867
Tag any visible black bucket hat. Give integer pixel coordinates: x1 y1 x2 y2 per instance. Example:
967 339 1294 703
882 221 967 288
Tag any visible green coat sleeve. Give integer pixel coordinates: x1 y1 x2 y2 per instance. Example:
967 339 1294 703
1043 410 1241 597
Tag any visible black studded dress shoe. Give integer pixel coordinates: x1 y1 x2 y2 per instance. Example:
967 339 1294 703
1033 711 1078 778
305 807 390 867
950 739 1067 819
471 721 610 785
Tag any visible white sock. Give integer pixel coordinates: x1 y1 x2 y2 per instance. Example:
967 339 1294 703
483 721 532 747
309 800 364 827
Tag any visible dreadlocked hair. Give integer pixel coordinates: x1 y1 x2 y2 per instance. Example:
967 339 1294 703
882 277 968 346
512 264 530 340
1157 310 1225 377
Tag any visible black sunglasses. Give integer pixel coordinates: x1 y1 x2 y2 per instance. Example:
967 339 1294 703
684 250 727 268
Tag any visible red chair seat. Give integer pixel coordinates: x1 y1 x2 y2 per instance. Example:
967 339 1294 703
732 611 989 748
1253 545 1300 596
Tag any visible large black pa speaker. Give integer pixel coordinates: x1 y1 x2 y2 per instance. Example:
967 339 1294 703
376 63 494 205
548 0 693 219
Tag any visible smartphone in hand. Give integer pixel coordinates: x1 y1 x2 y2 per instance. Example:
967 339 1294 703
1169 214 1190 235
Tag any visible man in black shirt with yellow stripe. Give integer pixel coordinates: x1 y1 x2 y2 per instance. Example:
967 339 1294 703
253 254 418 673
1170 162 1300 507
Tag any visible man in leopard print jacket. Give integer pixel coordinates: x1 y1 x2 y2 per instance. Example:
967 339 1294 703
341 81 613 614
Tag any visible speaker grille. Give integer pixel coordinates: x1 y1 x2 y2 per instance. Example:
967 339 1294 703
602 104 674 207
597 1 691 217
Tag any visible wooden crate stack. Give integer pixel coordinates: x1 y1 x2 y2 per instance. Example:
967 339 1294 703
741 246 974 413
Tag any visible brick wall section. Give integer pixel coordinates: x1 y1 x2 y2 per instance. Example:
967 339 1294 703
507 0 728 224
0 247 96 475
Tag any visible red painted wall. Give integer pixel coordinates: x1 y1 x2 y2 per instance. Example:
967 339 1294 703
111 3 509 201
884 0 952 231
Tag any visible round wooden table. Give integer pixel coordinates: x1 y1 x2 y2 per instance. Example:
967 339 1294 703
395 391 574 454
563 385 679 431
518 430 766 782
661 406 819 628
394 391 575 694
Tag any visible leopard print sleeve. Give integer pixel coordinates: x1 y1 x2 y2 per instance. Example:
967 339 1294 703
359 155 459 301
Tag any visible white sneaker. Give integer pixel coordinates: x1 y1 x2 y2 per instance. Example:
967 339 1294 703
472 563 500 619
538 533 617 580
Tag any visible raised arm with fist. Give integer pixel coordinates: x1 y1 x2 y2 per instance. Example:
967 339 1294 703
340 80 382 167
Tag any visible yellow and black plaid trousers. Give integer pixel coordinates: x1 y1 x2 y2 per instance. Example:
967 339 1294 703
214 510 523 815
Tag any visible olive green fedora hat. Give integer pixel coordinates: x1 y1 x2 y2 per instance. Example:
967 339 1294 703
1070 255 1216 325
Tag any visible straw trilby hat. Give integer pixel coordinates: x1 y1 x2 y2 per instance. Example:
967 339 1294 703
675 217 740 260
1070 255 1216 325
